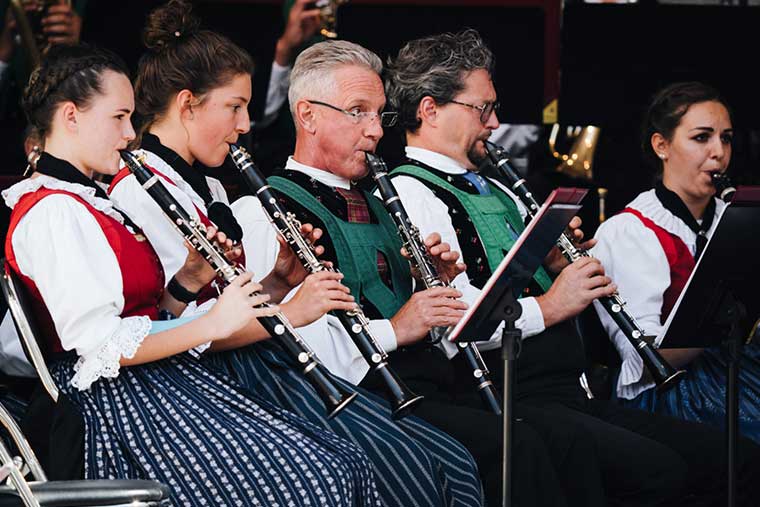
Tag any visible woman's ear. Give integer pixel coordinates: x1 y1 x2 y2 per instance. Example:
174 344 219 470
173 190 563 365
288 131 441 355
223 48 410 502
176 89 196 120
59 101 79 133
651 132 669 161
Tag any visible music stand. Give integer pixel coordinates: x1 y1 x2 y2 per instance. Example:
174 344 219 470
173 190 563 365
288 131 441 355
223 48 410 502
448 187 587 507
658 186 760 507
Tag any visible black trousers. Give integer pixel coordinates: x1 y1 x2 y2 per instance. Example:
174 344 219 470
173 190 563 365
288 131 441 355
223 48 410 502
365 349 607 507
521 395 760 507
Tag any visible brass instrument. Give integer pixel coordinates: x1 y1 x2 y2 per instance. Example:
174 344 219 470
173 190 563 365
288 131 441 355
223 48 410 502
8 0 70 72
548 124 600 180
315 0 347 39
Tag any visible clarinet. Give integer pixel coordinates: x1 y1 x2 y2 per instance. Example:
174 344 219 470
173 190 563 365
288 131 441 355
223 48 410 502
483 141 686 391
119 150 357 418
229 145 423 419
365 152 503 415
712 172 736 202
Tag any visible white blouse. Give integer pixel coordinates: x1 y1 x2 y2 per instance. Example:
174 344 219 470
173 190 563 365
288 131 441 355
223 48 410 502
2 176 152 390
385 146 546 359
231 156 397 385
591 189 726 400
108 149 229 285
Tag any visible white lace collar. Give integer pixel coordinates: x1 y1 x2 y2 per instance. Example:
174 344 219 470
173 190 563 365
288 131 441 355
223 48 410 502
136 149 208 213
627 189 726 246
2 175 125 224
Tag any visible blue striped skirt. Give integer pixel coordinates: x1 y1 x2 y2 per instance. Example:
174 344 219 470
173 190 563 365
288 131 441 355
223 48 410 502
204 340 485 507
50 354 382 507
621 341 760 443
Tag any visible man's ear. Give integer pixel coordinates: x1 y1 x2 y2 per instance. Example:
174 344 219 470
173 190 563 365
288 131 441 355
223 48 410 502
418 96 439 127
295 100 317 134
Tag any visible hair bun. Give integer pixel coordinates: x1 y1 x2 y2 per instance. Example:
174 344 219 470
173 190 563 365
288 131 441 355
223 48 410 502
143 0 200 51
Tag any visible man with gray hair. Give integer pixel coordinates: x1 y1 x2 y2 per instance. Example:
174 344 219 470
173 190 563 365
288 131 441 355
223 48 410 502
384 28 760 506
235 38 608 507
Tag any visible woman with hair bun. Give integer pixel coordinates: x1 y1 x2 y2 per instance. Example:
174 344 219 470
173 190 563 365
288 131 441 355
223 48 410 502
109 2 485 506
593 81 760 443
4 42 382 506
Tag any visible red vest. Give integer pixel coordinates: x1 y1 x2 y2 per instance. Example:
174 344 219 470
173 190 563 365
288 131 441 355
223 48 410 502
621 208 695 322
110 165 246 305
5 188 164 355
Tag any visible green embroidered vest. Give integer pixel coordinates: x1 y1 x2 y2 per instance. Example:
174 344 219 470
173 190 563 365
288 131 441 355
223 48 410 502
268 176 412 318
391 165 552 292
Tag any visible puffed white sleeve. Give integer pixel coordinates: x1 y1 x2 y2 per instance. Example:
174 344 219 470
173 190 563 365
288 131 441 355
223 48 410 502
387 175 545 359
109 172 196 282
591 214 671 399
11 196 152 390
231 195 389 384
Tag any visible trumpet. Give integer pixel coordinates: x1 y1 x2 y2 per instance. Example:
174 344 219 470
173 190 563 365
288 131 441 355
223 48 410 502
119 150 357 418
484 141 686 391
366 152 503 415
229 144 423 419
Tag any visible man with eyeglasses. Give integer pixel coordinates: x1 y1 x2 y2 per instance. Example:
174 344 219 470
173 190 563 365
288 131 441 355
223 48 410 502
384 28 760 507
232 38 606 507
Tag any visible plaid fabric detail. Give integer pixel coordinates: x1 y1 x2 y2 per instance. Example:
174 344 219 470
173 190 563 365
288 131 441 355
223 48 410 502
335 187 390 287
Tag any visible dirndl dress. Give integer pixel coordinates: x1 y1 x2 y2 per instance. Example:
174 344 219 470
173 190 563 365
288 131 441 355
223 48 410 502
3 176 381 507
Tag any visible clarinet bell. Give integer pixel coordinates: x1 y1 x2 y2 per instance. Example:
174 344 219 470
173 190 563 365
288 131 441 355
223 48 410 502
639 345 687 392
308 364 358 419
377 367 424 420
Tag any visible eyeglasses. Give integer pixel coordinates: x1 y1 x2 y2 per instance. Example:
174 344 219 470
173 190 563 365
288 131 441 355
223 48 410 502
449 100 500 124
307 100 398 128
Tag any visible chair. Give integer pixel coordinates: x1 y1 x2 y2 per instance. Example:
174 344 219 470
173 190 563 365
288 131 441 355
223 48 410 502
0 261 171 507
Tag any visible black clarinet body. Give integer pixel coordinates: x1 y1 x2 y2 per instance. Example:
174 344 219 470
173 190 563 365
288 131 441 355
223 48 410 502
712 172 736 202
229 144 423 419
366 151 503 415
119 150 357 418
483 141 686 391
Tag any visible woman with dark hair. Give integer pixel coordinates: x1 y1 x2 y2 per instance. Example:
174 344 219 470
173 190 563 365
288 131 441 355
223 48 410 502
593 81 760 442
108 2 485 506
3 42 382 506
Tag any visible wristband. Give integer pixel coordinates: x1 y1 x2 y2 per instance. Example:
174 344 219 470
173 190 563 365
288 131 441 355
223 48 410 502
167 276 200 304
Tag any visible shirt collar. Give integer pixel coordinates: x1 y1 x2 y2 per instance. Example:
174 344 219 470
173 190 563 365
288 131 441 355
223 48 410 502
285 156 352 190
405 146 468 175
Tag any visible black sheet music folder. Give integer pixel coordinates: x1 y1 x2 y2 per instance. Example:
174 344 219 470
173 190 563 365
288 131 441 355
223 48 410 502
660 186 760 349
448 187 587 344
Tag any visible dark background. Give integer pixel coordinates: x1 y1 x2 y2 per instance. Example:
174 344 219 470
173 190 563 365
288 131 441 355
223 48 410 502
2 0 758 237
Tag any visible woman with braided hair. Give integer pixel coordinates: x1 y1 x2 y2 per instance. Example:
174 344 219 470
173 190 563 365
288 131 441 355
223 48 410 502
108 2 485 506
3 42 382 506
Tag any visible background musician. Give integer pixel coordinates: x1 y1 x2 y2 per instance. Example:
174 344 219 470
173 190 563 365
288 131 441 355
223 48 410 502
592 81 760 442
384 28 760 507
